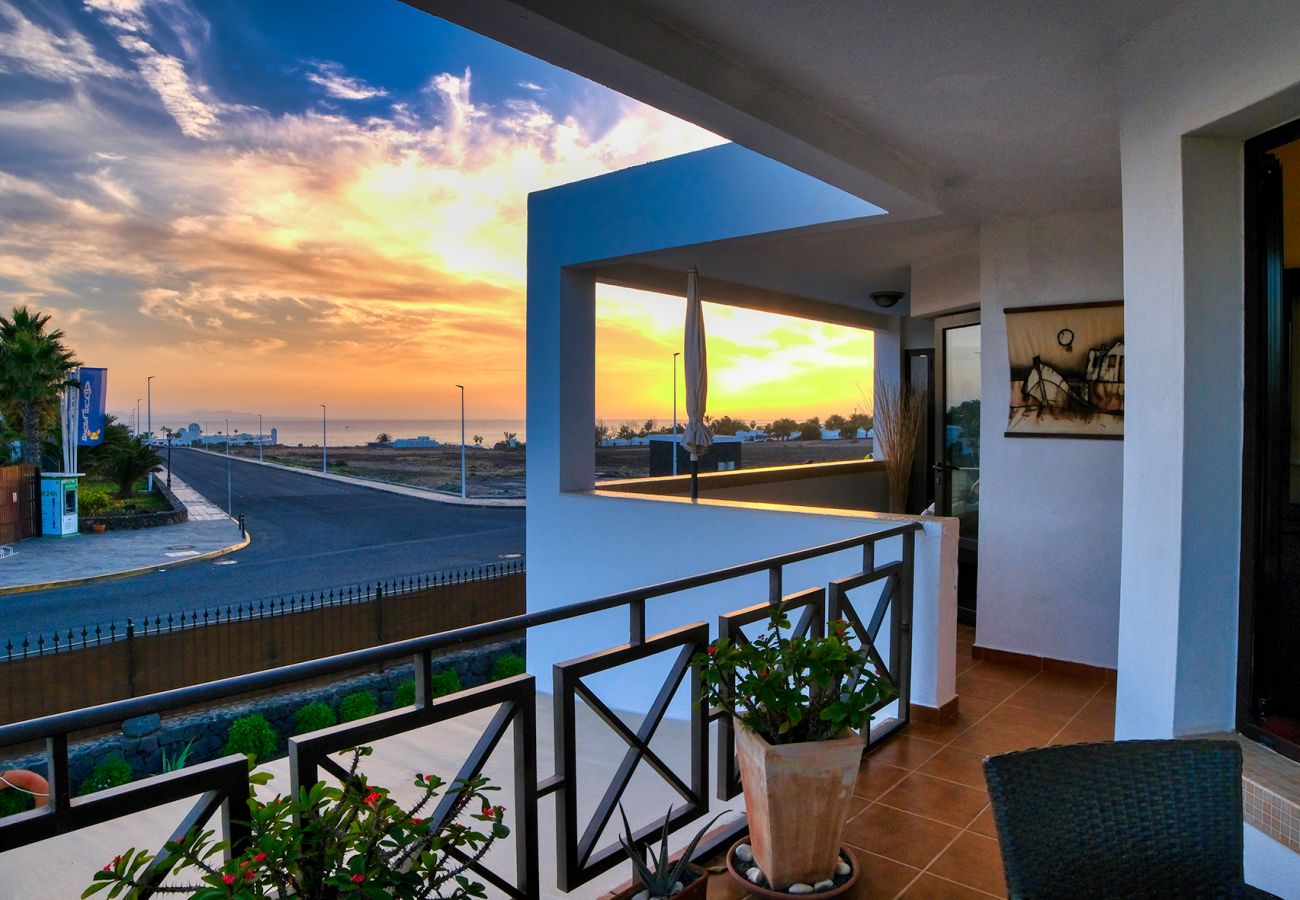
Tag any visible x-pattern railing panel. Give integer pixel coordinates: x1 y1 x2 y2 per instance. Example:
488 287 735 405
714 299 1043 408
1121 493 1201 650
287 675 538 899
0 751 250 897
714 586 826 801
552 622 709 891
829 532 915 746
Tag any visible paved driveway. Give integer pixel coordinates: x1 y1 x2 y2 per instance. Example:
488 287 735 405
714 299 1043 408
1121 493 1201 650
0 449 524 648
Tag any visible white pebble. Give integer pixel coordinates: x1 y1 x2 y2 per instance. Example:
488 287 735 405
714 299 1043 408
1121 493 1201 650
788 885 814 895
814 879 835 891
746 866 764 884
835 860 851 876
735 843 754 863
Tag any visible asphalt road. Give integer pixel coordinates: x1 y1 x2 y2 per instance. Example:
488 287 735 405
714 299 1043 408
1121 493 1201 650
1 449 525 647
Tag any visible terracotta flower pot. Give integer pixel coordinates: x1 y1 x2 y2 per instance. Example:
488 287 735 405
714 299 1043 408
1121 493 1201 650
734 723 864 890
609 863 709 900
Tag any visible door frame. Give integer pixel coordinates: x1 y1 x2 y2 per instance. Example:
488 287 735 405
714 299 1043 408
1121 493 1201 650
904 347 936 514
933 310 980 534
1239 116 1300 761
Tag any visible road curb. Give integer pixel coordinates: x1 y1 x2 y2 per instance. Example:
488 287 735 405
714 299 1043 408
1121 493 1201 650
0 527 251 596
195 449 526 507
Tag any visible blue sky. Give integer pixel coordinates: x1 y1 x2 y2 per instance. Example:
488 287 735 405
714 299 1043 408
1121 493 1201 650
0 0 720 417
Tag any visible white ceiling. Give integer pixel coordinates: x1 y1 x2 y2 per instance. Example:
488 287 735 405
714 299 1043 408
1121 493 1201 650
415 0 1189 221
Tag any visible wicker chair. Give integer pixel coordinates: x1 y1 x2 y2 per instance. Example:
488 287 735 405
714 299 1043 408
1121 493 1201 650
982 739 1278 899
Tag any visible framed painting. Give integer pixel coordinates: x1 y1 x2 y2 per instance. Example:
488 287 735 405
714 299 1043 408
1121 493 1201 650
1004 300 1123 439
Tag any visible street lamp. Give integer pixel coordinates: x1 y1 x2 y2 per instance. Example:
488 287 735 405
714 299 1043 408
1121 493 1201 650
146 375 155 490
135 399 142 438
321 405 327 473
225 417 232 515
258 413 263 463
455 384 466 499
672 351 681 476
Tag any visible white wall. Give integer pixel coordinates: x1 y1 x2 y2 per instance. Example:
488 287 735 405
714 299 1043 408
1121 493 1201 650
526 143 957 718
911 251 979 319
1116 0 1300 741
524 490 956 717
975 209 1125 668
1115 0 1300 884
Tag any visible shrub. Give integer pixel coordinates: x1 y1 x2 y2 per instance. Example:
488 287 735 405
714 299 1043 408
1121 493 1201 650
430 668 461 698
339 691 378 722
78 756 133 796
224 713 278 762
78 483 112 516
293 701 337 735
492 653 525 681
0 787 33 818
394 680 416 708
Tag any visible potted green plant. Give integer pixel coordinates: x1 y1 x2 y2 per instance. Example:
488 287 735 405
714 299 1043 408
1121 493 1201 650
614 806 721 900
695 605 893 893
85 746 508 899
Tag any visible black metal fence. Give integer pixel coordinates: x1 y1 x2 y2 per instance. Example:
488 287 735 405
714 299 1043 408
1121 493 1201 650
0 524 920 897
3 559 524 661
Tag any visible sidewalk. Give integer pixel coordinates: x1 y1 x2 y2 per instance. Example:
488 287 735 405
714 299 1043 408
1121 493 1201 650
213 450 526 507
0 471 249 594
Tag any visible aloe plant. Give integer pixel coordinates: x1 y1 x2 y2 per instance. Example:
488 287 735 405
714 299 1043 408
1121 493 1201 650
618 805 721 898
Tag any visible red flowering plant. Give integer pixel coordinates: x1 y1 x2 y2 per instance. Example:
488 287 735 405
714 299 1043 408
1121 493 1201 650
84 746 507 899
694 603 895 744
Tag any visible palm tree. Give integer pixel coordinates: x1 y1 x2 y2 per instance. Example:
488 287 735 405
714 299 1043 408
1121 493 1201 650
104 436 164 498
0 306 79 465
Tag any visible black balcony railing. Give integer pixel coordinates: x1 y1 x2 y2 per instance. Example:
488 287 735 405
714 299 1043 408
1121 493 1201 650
0 522 920 897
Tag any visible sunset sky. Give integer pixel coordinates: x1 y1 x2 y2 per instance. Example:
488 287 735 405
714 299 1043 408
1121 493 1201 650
0 0 874 423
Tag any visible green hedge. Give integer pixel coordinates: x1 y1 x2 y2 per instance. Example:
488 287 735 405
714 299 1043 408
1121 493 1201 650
339 691 378 723
492 653 525 681
224 714 278 762
78 756 133 796
430 669 462 698
293 701 337 735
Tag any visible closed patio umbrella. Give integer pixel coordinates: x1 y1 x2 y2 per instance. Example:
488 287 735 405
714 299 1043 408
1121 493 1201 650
682 267 712 500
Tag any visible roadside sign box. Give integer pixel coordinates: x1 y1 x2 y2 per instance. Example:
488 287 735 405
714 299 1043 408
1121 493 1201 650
40 473 82 537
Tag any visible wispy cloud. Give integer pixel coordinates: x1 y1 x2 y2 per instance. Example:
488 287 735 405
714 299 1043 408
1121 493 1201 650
306 61 387 100
0 0 124 81
0 0 723 414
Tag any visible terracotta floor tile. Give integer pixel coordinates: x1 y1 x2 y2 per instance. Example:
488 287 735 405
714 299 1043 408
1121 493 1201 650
864 734 944 770
1003 683 1091 717
838 850 921 899
950 722 1048 757
1075 697 1116 725
1051 717 1114 745
965 661 1038 687
925 831 1006 896
1096 680 1117 700
917 745 990 790
898 873 999 899
907 698 995 745
955 672 1021 704
981 702 1073 740
842 803 960 870
955 657 979 677
1029 670 1105 696
968 804 998 839
877 772 989 829
854 758 910 799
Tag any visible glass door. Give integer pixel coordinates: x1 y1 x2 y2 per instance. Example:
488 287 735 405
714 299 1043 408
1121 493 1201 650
935 312 981 624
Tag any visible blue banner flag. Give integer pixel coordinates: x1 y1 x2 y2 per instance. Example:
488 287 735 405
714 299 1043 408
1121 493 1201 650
77 367 107 446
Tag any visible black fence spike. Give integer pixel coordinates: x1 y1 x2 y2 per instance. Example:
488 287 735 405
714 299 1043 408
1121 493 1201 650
5 640 11 661
52 632 60 652
80 627 88 648
94 625 102 645
36 634 45 655
22 636 29 659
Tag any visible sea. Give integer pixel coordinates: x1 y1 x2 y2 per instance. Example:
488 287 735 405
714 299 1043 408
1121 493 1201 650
163 417 528 448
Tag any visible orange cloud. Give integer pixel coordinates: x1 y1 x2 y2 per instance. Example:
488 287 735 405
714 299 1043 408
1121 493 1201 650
596 285 875 424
